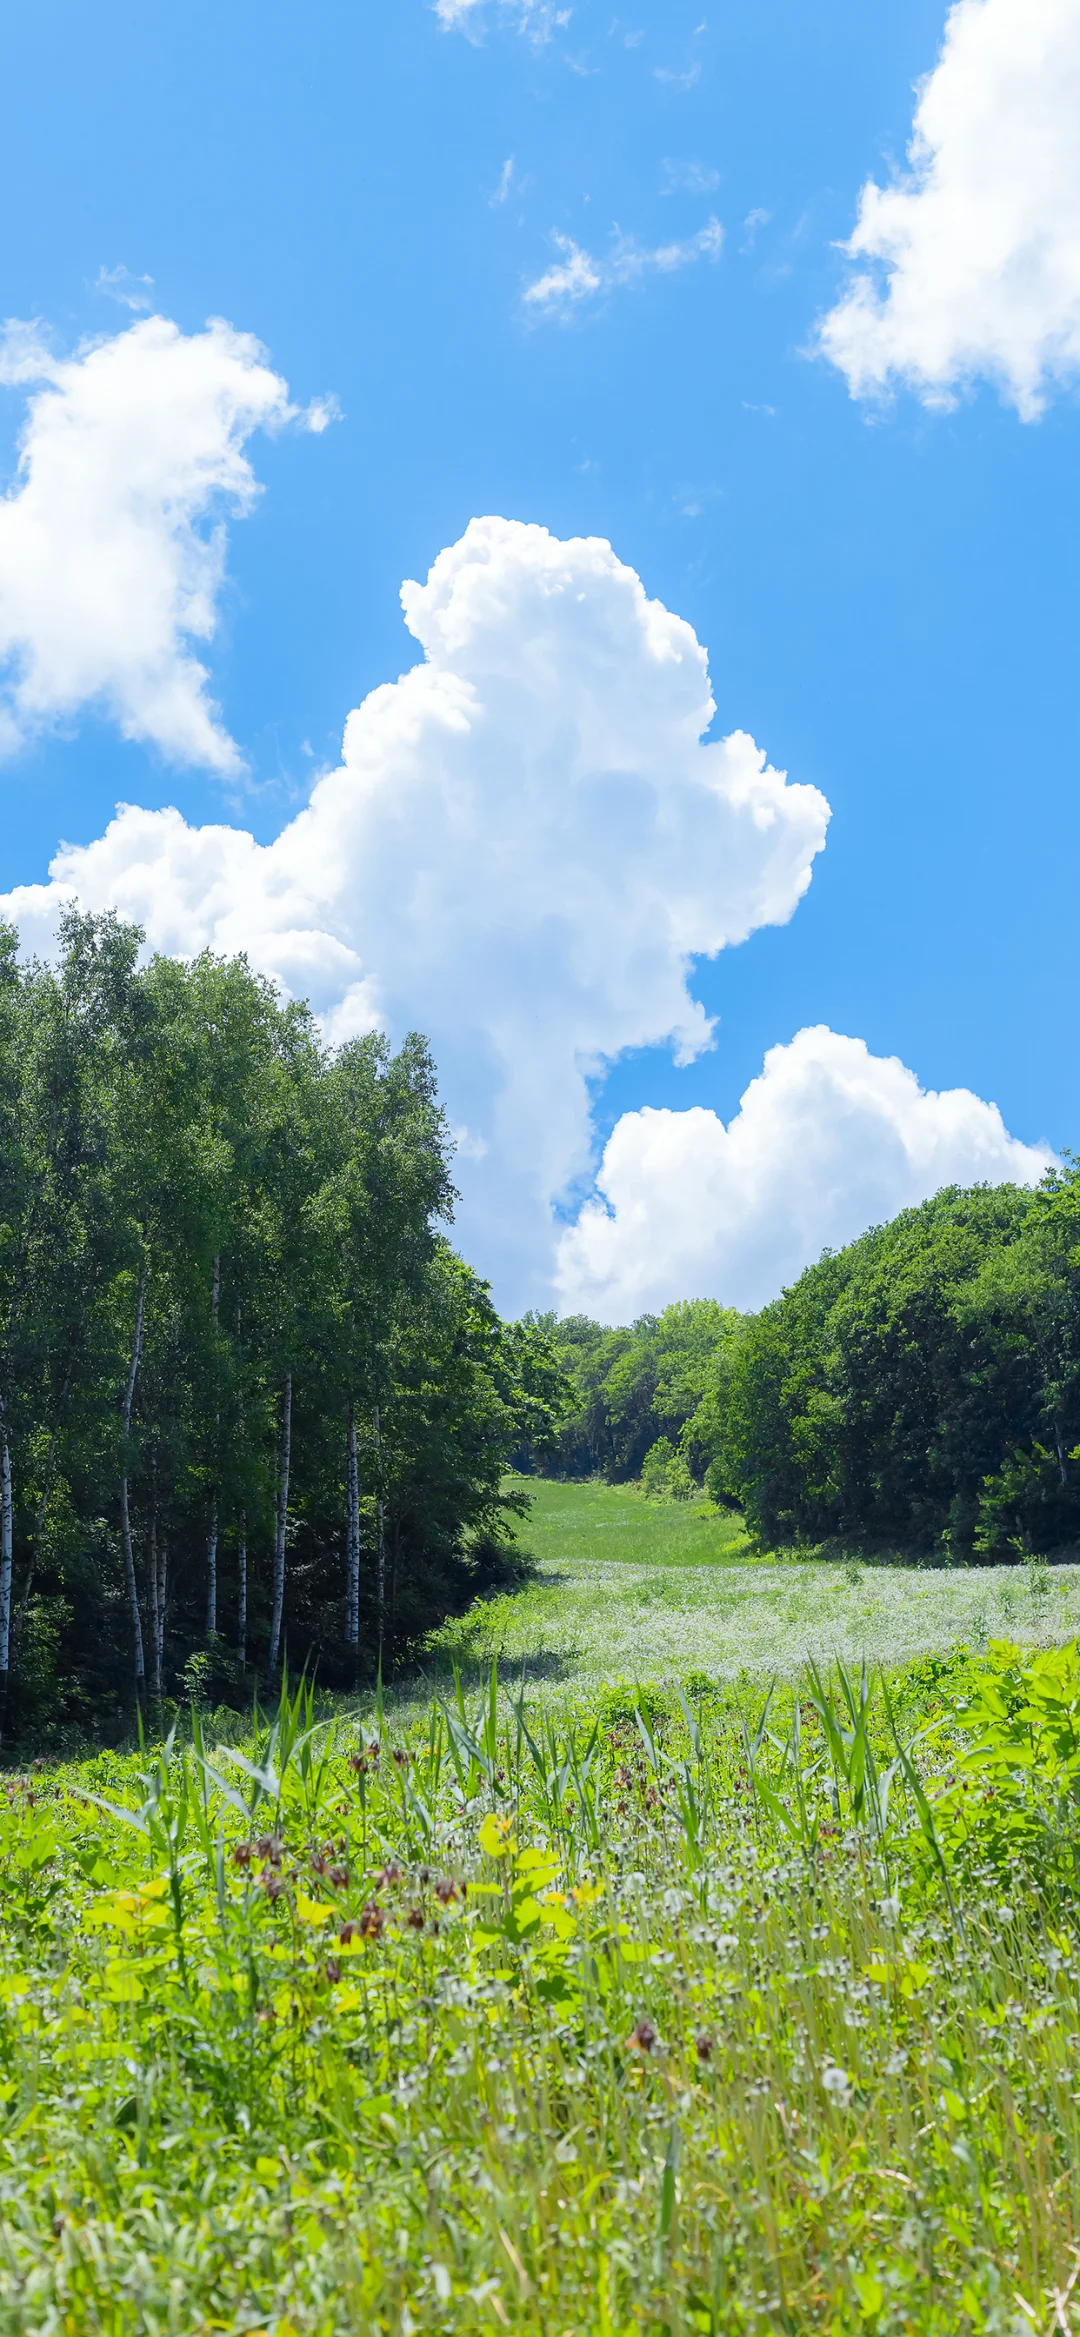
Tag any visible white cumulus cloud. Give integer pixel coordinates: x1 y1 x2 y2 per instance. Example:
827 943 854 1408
819 0 1080 418
525 219 723 316
557 1026 1054 1317
0 516 830 1310
0 314 329 772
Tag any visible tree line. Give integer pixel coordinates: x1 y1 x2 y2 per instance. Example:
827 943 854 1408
523 1177 1080 1562
0 912 564 1749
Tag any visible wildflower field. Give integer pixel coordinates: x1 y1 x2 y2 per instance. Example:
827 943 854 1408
4 1623 1080 2333
430 1477 1080 1695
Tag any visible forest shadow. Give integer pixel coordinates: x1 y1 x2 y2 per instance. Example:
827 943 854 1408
410 1646 580 1695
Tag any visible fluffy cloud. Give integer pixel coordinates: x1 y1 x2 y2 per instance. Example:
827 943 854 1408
0 315 331 772
558 1026 1054 1317
1 516 830 1309
525 220 723 316
818 0 1080 417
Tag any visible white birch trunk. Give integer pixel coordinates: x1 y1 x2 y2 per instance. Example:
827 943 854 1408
206 1499 218 1639
373 1403 386 1669
156 1532 167 1685
345 1401 360 1646
0 1416 13 1743
236 1510 247 1669
120 1262 147 1696
264 1373 291 1682
148 1507 161 1701
206 1253 221 1637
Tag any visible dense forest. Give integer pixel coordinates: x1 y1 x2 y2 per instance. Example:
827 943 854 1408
0 912 565 1749
526 1177 1080 1562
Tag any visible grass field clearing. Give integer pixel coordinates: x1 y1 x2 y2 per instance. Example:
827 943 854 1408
425 1477 1080 1695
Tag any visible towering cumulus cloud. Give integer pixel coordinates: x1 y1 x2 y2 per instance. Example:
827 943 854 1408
0 315 330 769
819 0 1080 417
2 517 830 1306
558 1028 1053 1317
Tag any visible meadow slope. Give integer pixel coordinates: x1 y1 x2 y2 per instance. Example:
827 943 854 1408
426 1478 1080 1696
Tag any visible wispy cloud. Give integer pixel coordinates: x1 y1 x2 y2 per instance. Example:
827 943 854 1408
435 0 569 37
94 264 155 313
653 60 701 90
490 158 516 206
741 207 771 251
661 159 719 195
524 236 603 309
524 217 722 316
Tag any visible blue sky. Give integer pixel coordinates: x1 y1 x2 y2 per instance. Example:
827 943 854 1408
1 0 1078 1313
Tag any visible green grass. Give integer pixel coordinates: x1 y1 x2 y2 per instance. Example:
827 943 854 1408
425 1477 1080 1697
7 1489 1080 2333
3 1655 1080 2333
504 1475 752 1569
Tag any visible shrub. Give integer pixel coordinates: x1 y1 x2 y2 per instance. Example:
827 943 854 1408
595 1678 671 1731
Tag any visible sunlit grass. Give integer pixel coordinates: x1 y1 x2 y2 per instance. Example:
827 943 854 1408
504 1473 753 1568
426 1478 1080 1698
5 1486 1080 2332
1 1658 1079 2333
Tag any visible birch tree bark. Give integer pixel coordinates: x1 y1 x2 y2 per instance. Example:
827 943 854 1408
373 1402 386 1670
120 1260 147 1701
205 1500 219 1639
264 1373 291 1683
156 1531 167 1691
10 1481 48 1689
206 1252 221 1637
236 1509 247 1670
345 1400 360 1648
148 1504 161 1704
0 1408 13 1748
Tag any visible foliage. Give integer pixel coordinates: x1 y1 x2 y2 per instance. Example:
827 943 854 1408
640 1436 695 1501
1 1653 1080 2330
712 1178 1080 1559
532 1171 1080 1556
0 912 567 1743
516 1301 740 1484
927 1637 1080 1898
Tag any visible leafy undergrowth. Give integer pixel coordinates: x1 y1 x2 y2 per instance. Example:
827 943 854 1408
2 1651 1080 2333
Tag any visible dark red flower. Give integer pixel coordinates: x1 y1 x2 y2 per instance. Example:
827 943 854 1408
626 2018 656 2053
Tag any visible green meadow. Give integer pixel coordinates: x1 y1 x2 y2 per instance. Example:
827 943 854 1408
4 1496 1080 2332
426 1476 1080 1697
